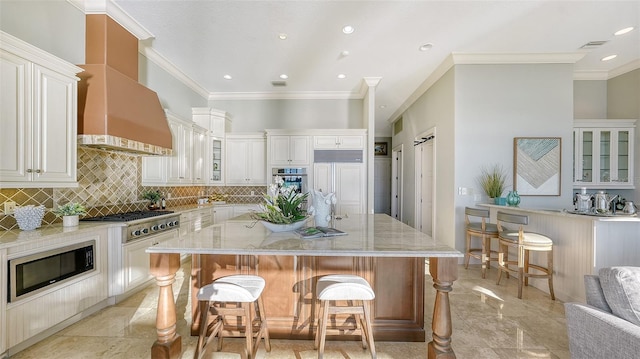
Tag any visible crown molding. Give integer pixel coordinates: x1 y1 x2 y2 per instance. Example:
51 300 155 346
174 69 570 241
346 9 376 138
451 52 586 64
140 46 210 99
68 0 154 40
573 71 609 81
608 59 640 79
208 91 361 101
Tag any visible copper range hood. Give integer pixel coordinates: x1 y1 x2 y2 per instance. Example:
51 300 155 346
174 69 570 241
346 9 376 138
77 14 172 156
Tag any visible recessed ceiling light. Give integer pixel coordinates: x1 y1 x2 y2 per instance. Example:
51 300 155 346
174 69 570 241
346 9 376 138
419 43 433 52
342 25 355 34
379 105 387 109
601 54 617 61
279 33 288 40
337 74 346 79
614 27 635 36
279 74 288 79
341 50 350 57
223 74 232 80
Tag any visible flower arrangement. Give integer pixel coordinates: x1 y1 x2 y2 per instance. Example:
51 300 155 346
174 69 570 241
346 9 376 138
252 176 309 224
478 164 508 199
53 202 87 217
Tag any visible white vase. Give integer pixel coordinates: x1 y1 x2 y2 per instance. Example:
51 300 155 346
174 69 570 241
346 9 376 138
309 190 336 227
260 219 308 232
63 215 79 227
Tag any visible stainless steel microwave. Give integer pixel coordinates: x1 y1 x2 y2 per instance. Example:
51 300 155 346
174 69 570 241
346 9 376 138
8 240 95 302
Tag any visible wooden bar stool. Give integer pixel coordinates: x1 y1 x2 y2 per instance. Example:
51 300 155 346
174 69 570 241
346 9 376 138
194 274 271 359
464 207 499 278
315 274 376 359
495 211 555 300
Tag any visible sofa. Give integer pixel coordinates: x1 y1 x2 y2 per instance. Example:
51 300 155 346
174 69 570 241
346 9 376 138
565 267 640 359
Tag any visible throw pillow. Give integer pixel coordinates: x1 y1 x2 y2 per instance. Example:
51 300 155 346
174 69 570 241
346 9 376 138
599 266 640 326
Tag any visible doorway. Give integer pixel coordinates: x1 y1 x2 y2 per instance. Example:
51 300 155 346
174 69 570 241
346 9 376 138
415 131 435 236
391 145 403 221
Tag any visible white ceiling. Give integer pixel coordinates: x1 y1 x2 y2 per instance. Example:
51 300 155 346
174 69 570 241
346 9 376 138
112 0 640 135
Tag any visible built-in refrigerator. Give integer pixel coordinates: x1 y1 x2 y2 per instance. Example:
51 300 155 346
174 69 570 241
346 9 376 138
313 150 365 216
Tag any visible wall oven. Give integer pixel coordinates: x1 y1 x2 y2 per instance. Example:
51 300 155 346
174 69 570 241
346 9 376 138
8 240 96 302
272 167 308 194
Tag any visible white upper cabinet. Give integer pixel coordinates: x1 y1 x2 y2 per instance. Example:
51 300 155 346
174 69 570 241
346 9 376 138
225 134 266 185
269 135 310 166
573 119 636 189
313 135 364 149
192 107 232 185
142 111 204 186
0 32 82 188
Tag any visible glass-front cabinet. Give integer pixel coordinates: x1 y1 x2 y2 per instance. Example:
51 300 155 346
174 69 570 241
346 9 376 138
211 137 223 183
573 120 636 189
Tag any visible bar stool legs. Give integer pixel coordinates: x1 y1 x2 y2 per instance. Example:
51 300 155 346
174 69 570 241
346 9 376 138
194 275 271 359
314 274 376 359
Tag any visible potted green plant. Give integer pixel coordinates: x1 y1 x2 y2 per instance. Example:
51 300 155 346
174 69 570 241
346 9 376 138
141 190 162 210
53 202 87 227
251 176 309 232
478 164 508 204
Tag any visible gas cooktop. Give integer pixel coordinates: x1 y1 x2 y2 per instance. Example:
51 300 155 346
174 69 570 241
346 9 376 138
81 210 175 222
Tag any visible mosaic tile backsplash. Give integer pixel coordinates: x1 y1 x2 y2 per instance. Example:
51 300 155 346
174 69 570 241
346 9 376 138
0 147 265 231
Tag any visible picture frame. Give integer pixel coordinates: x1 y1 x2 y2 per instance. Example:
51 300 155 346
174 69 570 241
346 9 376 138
513 137 561 196
374 142 388 156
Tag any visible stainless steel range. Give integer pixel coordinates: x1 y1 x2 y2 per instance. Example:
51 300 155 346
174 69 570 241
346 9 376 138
82 210 181 302
81 210 180 243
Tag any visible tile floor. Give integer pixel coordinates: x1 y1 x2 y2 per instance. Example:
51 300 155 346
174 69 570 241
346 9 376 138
9 263 570 359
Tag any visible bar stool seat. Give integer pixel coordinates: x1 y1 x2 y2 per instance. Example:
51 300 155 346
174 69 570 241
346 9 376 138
464 207 500 278
315 274 376 359
194 275 271 359
496 211 555 300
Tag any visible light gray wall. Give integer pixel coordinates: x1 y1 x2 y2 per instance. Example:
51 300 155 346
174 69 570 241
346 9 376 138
574 80 608 119
608 69 640 119
139 54 208 120
0 0 85 64
210 99 363 132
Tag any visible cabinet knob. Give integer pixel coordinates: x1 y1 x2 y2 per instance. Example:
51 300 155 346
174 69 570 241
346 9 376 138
26 169 33 173
35 169 42 173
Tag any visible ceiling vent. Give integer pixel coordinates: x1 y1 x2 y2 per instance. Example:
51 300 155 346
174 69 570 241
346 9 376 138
271 80 287 87
580 40 608 49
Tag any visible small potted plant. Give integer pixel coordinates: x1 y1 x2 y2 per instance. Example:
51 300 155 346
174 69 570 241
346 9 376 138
141 190 162 210
478 164 508 204
53 202 87 227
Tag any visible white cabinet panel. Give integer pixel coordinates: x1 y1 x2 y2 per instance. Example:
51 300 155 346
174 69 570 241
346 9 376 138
192 125 207 184
225 135 266 185
313 135 364 149
0 34 81 188
313 162 365 215
270 135 310 166
213 206 233 223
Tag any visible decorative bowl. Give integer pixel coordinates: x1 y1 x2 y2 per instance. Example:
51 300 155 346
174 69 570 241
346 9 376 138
260 219 308 232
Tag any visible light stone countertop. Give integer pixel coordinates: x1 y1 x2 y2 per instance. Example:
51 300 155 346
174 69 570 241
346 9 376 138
146 213 463 258
480 204 640 222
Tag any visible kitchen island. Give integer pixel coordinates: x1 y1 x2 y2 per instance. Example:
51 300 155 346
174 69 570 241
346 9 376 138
147 214 462 359
481 205 640 303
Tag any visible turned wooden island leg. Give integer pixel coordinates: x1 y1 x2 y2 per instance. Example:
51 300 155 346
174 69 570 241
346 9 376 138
428 257 458 359
150 253 182 359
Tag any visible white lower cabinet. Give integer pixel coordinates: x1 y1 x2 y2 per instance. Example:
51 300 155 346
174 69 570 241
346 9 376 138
122 230 176 293
5 229 109 351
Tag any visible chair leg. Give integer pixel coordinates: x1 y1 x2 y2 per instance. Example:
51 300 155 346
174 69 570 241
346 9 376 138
481 235 488 278
244 302 254 359
317 300 330 359
257 296 271 352
464 232 471 269
517 266 524 299
496 242 505 285
314 301 322 350
524 250 530 287
548 248 555 300
362 300 376 359
194 301 210 359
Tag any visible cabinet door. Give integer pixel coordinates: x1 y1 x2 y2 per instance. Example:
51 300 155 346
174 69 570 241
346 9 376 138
614 129 633 185
0 51 29 182
575 129 594 185
167 120 184 183
210 137 223 183
32 64 77 183
314 136 339 149
247 139 266 184
335 163 365 215
123 238 152 292
313 163 332 193
270 136 292 166
289 136 310 165
225 139 249 184
338 135 365 149
141 156 167 185
192 126 207 184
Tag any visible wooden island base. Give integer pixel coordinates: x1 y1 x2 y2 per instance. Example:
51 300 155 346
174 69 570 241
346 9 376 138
150 253 457 359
